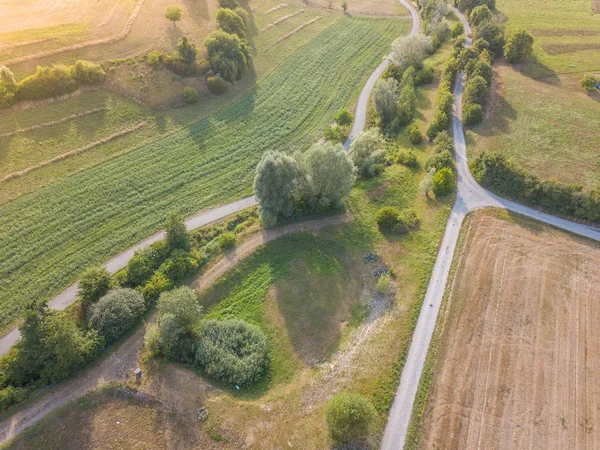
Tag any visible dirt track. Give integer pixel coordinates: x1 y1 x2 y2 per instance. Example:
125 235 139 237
418 211 600 450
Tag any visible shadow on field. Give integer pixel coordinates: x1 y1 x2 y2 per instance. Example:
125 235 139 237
469 81 516 137
514 55 560 85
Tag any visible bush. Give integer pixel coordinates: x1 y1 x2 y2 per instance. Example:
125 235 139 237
432 167 455 196
204 30 251 82
323 124 345 143
78 266 111 306
217 232 236 249
334 108 354 126
0 386 25 411
407 123 423 144
126 240 170 288
158 287 202 331
376 206 401 230
372 78 399 125
396 149 418 167
165 211 191 251
89 288 146 343
350 128 386 178
451 22 464 39
0 66 18 109
141 272 174 305
426 150 454 171
433 130 453 153
426 110 449 141
218 0 239 8
470 4 492 26
182 86 200 103
17 65 77 101
474 20 505 57
464 75 488 104
146 51 164 66
376 273 391 294
216 8 246 39
463 103 483 126
206 75 229 94
325 393 376 445
157 249 199 281
414 67 434 85
471 59 493 86
71 60 106 84
504 29 534 64
580 75 600 93
164 53 197 77
195 319 268 386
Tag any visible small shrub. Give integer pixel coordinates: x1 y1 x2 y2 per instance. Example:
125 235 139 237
376 206 401 230
451 22 464 38
396 150 418 167
433 130 453 153
205 239 221 255
325 393 376 445
89 288 146 343
426 150 454 171
324 124 345 143
195 319 268 386
78 266 111 306
206 75 229 94
182 86 200 103
376 273 391 294
217 232 236 249
334 108 354 126
141 272 174 305
414 67 434 85
463 103 483 126
407 123 423 144
432 167 455 196
504 29 534 64
71 60 106 84
218 0 239 8
146 51 164 66
580 75 600 93
17 65 77 101
401 209 420 230
0 386 25 411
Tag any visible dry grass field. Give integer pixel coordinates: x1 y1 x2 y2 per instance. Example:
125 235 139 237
416 209 600 450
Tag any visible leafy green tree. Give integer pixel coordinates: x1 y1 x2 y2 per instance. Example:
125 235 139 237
433 130 453 153
334 108 354 126
463 103 483 125
580 75 600 93
89 288 146 343
372 78 399 125
218 0 239 8
78 266 111 306
165 211 190 251
457 0 494 14
474 20 505 57
254 151 301 227
13 305 48 384
376 206 401 229
177 37 197 64
157 287 202 332
297 141 356 209
216 8 247 39
325 393 376 445
426 150 454 171
182 86 200 103
432 167 456 195
469 4 492 26
204 30 251 82
390 33 431 72
464 75 488 104
503 29 534 64
165 5 183 26
407 122 423 144
451 22 464 38
350 128 386 178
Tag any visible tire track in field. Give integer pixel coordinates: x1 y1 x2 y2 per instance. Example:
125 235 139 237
0 107 106 138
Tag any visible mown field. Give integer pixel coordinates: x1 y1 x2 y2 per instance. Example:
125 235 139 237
412 209 600 450
466 0 600 189
0 17 409 333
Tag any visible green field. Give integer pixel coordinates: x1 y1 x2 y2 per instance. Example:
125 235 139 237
467 0 600 189
0 17 409 333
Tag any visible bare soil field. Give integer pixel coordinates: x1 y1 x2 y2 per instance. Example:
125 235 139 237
417 209 600 450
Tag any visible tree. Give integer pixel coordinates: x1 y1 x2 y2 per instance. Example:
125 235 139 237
419 167 436 198
376 206 401 230
218 0 239 8
469 4 492 26
342 0 348 12
503 29 534 64
426 150 454 171
334 108 353 126
204 30 251 82
433 130 453 153
157 287 202 332
407 122 423 144
216 8 246 39
350 128 386 178
457 0 495 14
253 151 301 226
177 37 197 64
432 167 455 195
165 5 183 26
297 141 356 209
0 66 18 108
78 266 111 306
372 78 399 125
165 211 190 251
451 22 464 39
580 75 600 93
390 33 432 72
325 393 376 445
474 20 505 57
89 288 146 343
182 86 200 103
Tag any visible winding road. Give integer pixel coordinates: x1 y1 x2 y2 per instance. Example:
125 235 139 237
1 1 600 447
381 4 600 449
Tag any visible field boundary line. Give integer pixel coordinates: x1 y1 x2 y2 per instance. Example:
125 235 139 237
0 107 107 138
1 0 146 66
0 122 146 182
264 16 323 51
264 3 288 15
260 10 305 33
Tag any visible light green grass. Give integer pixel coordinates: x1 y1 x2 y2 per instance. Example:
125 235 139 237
0 16 409 333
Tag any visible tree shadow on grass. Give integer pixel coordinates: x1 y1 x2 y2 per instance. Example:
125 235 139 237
513 55 560 85
467 81 517 138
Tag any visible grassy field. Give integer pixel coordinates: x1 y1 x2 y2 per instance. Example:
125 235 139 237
410 209 600 449
0 16 409 333
467 0 600 189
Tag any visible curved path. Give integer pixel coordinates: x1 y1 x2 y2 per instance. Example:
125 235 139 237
381 4 600 449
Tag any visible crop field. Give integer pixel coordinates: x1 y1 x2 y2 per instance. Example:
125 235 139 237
0 17 409 333
467 0 600 189
414 209 600 450
305 0 408 16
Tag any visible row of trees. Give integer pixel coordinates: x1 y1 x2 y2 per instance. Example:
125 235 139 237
0 61 105 109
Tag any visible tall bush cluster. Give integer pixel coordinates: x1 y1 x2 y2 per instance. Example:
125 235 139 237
254 142 356 226
420 0 450 51
472 153 600 223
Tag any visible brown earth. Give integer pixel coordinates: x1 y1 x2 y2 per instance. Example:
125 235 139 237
417 210 600 450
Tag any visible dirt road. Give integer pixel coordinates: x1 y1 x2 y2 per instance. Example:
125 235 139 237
0 213 351 446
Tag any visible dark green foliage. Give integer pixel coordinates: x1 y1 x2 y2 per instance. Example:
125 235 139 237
426 76 454 141
456 0 495 14
0 66 18 109
218 0 239 8
459 47 479 70
217 232 236 249
177 37 198 64
182 86 200 103
426 110 450 141
88 288 146 343
204 30 250 82
324 124 346 143
471 59 493 86
165 211 191 251
469 4 492 26
451 22 464 39
503 29 534 64
376 207 417 233
426 150 454 171
580 75 600 93
141 272 174 305
164 54 197 77
472 153 600 223
70 60 106 84
0 386 26 411
126 240 170 288
407 123 423 144
216 8 247 39
234 7 250 28
78 266 111 306
463 102 483 125
464 75 488 104
474 20 504 57
382 63 403 81
17 65 77 101
432 167 455 195
433 130 453 153
334 108 354 126
396 149 418 167
415 67 434 85
376 206 401 229
396 82 416 126
195 319 268 386
206 75 229 94
157 249 199 281
325 393 376 445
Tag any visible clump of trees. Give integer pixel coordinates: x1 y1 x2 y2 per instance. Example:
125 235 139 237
503 29 534 64
376 207 420 234
456 0 495 15
324 108 354 143
253 142 356 226
88 288 146 343
78 266 111 306
0 61 105 108
473 153 600 223
325 393 377 446
350 128 386 178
